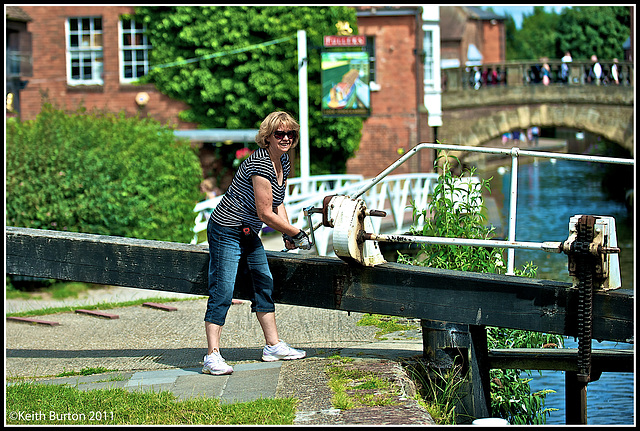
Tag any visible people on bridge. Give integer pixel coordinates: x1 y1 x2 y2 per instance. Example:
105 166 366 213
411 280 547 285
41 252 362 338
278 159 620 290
202 111 310 375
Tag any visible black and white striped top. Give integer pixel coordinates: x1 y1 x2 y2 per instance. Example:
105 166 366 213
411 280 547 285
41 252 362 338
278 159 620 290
211 147 290 234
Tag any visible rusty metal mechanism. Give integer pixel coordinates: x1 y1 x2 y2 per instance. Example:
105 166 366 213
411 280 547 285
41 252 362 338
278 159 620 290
560 215 621 384
314 194 387 266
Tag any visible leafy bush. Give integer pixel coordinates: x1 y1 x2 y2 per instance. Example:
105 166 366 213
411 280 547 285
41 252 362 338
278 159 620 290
397 152 513 274
6 104 204 243
397 151 561 424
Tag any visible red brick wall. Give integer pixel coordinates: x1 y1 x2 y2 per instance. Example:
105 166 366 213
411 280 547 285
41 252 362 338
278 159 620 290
347 13 433 177
482 21 504 63
19 6 195 129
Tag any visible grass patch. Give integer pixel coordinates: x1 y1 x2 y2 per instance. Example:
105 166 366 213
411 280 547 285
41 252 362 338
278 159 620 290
56 367 117 378
6 279 97 300
6 382 297 425
325 359 400 410
49 281 91 299
356 314 419 339
404 359 470 425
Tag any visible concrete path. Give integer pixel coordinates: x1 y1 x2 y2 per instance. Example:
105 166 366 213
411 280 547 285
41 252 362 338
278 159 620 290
5 286 434 425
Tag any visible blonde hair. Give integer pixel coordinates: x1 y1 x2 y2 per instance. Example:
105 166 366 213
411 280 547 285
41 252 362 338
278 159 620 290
255 111 300 149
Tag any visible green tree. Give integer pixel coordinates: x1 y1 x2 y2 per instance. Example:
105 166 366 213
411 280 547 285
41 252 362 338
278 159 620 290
556 6 630 60
513 6 561 60
135 6 363 174
5 104 203 243
502 13 524 62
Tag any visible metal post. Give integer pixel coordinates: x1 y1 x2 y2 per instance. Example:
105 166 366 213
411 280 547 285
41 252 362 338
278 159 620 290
297 30 310 194
421 320 490 423
566 372 588 424
506 148 519 275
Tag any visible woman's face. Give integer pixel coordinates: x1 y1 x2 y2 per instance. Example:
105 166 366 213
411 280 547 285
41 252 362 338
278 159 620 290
267 125 297 154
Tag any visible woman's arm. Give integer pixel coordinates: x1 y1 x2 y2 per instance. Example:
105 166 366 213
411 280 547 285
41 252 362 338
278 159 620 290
253 175 299 237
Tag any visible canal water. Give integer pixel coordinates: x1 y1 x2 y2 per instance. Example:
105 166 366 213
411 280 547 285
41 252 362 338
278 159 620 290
478 157 635 425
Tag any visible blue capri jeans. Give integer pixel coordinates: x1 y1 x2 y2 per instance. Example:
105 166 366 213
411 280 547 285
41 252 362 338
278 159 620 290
204 220 275 326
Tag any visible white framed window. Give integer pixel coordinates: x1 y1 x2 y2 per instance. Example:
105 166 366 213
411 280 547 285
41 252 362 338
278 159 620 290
423 30 435 91
66 17 103 85
119 17 151 83
365 36 381 91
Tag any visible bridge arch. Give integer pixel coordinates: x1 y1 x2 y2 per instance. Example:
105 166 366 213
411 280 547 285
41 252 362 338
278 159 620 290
441 86 634 156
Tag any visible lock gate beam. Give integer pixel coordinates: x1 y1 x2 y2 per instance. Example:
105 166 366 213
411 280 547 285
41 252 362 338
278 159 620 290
6 227 632 344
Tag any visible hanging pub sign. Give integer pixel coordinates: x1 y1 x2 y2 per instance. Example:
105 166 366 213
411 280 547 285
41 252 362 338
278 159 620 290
321 50 370 117
323 35 366 47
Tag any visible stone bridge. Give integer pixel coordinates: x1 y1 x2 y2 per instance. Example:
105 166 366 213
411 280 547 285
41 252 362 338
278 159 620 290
439 85 634 156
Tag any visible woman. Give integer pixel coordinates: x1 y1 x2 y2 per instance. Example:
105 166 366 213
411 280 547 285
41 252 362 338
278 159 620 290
203 111 311 375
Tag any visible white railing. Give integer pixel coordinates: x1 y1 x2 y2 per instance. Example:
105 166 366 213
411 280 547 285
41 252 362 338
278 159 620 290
190 172 441 256
285 174 364 201
190 174 364 245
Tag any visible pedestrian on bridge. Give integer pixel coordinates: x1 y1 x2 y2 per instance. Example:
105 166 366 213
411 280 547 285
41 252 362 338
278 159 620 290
589 55 602 85
560 51 572 84
610 58 620 85
202 111 311 375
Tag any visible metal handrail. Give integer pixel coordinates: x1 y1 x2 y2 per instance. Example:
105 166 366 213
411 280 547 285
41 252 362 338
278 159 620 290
362 142 634 274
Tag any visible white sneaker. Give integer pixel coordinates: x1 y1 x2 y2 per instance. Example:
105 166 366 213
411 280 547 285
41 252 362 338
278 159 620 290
262 340 306 362
202 350 233 375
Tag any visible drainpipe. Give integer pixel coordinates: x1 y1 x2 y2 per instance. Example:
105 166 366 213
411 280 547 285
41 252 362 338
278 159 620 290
415 7 422 173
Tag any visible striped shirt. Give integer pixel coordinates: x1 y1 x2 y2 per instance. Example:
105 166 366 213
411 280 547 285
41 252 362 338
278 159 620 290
211 147 290 234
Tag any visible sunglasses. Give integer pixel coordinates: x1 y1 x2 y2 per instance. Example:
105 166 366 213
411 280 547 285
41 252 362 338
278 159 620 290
273 130 297 141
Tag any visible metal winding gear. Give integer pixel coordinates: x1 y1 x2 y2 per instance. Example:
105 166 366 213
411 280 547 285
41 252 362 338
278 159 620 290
321 195 386 266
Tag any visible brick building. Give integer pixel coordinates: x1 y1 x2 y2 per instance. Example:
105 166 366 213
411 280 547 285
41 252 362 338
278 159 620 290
347 6 441 177
6 5 446 179
440 6 506 68
10 5 195 130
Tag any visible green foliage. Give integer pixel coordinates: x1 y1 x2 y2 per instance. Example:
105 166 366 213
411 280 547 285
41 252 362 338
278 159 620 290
397 153 529 276
555 6 631 60
396 151 562 424
135 6 363 174
498 6 631 60
408 360 470 425
489 369 557 425
513 6 561 61
487 327 562 424
5 104 204 242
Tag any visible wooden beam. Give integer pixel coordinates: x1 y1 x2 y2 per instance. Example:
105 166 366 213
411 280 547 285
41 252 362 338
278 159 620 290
488 348 634 373
5 227 634 342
